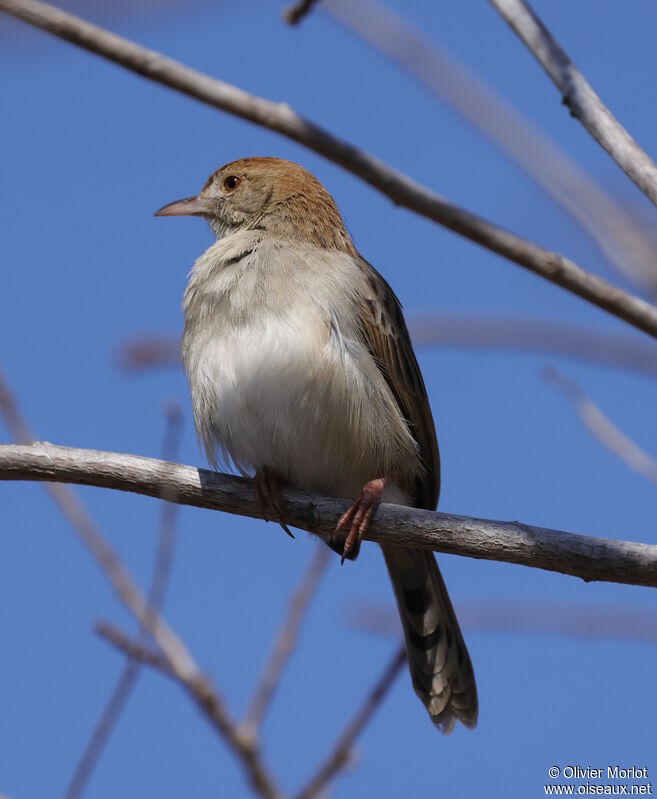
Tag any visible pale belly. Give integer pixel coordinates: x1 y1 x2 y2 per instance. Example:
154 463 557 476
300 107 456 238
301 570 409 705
184 312 415 501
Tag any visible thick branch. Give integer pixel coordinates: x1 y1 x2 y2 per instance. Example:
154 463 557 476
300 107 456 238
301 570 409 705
2 1 657 339
491 0 657 209
1 442 656 588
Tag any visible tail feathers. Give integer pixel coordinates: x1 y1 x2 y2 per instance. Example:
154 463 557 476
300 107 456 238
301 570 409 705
382 545 478 733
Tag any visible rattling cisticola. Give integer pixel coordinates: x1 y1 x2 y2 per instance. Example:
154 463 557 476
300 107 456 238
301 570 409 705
156 157 478 732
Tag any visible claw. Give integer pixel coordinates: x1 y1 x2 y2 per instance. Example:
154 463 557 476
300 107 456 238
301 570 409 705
334 478 386 564
253 468 294 538
253 477 271 524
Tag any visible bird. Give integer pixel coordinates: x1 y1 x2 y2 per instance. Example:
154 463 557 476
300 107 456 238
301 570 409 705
155 156 478 732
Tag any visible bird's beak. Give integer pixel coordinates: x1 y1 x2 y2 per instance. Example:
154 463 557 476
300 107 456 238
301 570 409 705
154 196 215 217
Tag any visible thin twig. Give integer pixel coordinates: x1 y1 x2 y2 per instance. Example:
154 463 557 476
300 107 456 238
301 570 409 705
293 646 406 799
95 621 171 672
115 317 657 380
2 1 657 338
93 620 283 799
0 374 33 443
350 599 657 645
1 441 656 588
146 402 184 614
408 314 657 378
66 665 143 795
115 336 180 372
242 547 331 737
323 0 657 293
491 0 657 210
0 375 195 678
544 367 657 488
0 375 282 799
65 403 184 799
283 0 321 26
97 620 402 799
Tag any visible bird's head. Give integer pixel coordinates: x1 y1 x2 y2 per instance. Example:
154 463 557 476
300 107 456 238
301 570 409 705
155 156 354 252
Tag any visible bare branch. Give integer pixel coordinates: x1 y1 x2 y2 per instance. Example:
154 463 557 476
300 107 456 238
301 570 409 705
0 374 33 443
294 646 406 799
242 547 331 737
0 377 282 799
545 368 657 488
350 599 657 645
65 661 145 799
0 376 196 679
1 442 656 588
94 623 283 799
283 0 320 26
409 314 657 378
115 317 657 380
491 0 657 210
65 403 184 799
2 1 657 338
142 401 185 621
95 621 171 671
324 0 657 293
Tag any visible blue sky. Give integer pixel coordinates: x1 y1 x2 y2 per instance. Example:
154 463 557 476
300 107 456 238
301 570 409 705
1 1 656 797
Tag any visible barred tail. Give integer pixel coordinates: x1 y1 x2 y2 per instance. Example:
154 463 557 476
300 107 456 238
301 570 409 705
382 544 478 733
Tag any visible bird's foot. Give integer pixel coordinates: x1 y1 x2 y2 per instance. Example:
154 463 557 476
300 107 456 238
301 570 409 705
334 477 387 564
253 468 294 538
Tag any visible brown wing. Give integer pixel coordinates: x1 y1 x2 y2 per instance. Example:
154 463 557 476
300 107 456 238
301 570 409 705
355 256 440 510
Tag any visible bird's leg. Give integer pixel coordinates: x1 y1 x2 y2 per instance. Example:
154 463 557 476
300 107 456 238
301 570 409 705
253 468 294 538
334 477 388 564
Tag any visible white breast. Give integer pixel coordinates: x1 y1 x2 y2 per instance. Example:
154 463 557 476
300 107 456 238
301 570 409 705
182 232 419 499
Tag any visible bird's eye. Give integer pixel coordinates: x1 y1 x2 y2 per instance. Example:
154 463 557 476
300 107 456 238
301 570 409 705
222 175 241 192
